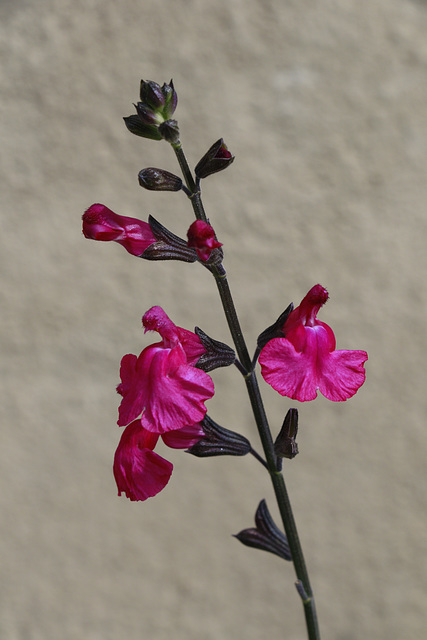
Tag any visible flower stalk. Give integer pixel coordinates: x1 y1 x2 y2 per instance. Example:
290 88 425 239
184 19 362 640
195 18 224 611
174 141 321 640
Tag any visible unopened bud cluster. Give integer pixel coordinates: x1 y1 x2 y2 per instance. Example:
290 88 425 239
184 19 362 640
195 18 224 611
124 79 179 142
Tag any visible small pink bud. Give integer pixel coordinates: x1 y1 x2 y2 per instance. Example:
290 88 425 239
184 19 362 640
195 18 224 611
195 139 234 179
187 220 222 262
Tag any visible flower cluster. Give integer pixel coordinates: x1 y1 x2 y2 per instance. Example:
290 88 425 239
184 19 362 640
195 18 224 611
83 79 368 507
113 306 214 500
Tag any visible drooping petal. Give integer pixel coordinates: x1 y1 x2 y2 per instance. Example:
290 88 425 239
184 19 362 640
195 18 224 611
317 349 368 401
162 422 205 449
113 420 171 501
259 336 319 402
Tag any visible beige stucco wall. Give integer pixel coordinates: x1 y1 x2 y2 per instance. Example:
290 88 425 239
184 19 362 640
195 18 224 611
2 1 427 638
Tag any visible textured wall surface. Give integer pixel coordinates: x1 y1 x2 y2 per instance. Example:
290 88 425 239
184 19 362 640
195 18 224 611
2 1 427 639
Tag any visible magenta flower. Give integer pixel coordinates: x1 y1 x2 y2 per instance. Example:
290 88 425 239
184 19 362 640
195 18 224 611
258 285 368 402
82 203 156 256
117 306 215 434
187 220 222 262
114 419 205 501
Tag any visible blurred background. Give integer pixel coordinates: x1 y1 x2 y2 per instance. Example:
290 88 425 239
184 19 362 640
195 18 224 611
1 1 427 638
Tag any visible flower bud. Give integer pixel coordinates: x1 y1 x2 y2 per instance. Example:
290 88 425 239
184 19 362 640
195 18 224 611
82 204 156 256
139 79 177 119
186 415 251 458
187 220 223 263
274 408 299 461
158 119 180 144
139 80 165 111
138 168 183 192
195 138 234 179
234 499 291 562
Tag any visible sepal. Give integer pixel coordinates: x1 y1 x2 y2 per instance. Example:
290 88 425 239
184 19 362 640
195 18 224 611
141 216 198 262
186 414 251 458
194 327 235 371
158 119 180 144
274 408 299 460
256 303 294 351
233 499 291 561
123 115 163 141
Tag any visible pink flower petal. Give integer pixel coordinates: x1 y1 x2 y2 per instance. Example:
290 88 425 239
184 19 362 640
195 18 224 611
143 306 180 345
162 423 205 449
187 220 222 262
82 204 156 256
118 343 214 433
317 349 368 401
176 326 206 365
259 337 319 402
113 421 171 501
117 351 156 427
139 345 214 433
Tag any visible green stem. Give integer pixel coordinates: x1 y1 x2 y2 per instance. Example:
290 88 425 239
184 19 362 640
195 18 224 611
215 269 320 640
174 142 321 640
173 143 207 223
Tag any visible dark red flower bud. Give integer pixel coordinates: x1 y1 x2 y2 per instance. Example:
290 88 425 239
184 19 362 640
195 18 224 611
139 79 177 117
195 138 235 179
138 168 183 191
187 220 222 262
140 80 166 111
82 204 156 256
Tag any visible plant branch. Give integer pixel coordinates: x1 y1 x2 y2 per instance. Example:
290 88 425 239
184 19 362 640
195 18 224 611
173 143 321 640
